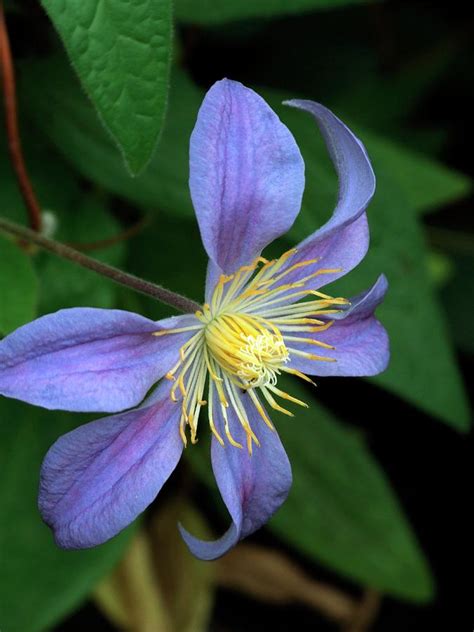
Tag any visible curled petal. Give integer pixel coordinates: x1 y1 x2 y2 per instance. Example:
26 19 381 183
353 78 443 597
278 100 375 293
39 382 183 549
180 392 292 560
0 308 199 412
332 273 388 321
287 275 389 376
190 79 305 277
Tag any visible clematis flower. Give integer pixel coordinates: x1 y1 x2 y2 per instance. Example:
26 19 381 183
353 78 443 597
0 79 389 560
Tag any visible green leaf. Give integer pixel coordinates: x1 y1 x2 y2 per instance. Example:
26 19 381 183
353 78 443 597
355 128 471 215
0 123 82 227
40 0 172 174
174 0 374 25
0 399 133 632
270 377 434 602
0 236 38 335
125 214 207 320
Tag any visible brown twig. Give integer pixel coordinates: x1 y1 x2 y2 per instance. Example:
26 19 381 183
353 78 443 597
0 2 42 231
344 589 381 632
217 544 359 625
0 217 201 313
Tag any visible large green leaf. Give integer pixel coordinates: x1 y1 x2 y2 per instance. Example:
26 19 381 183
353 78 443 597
271 377 434 602
0 236 38 335
40 0 172 174
0 399 133 632
174 0 374 24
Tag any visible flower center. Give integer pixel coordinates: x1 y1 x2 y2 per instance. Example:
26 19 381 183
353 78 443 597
204 314 289 388
154 248 348 451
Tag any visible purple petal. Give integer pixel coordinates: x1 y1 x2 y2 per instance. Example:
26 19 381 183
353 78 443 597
204 259 223 304
39 382 183 549
190 79 305 276
287 275 389 376
276 100 375 293
0 308 199 412
180 391 292 560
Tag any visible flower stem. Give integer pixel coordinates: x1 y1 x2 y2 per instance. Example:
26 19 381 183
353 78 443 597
0 2 42 232
0 217 201 314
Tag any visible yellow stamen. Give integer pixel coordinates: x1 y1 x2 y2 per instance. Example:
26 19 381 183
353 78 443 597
152 249 346 450
266 384 309 408
260 386 294 417
287 347 336 362
282 366 316 386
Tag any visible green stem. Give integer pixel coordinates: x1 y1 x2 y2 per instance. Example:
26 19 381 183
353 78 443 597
0 217 201 314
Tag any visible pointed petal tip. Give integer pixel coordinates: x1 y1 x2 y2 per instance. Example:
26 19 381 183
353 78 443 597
178 521 239 561
283 98 375 192
52 526 96 550
377 273 389 292
282 97 308 109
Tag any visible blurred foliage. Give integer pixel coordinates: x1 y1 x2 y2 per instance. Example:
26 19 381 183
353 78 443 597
95 500 214 632
174 0 375 24
0 235 37 334
0 1 472 630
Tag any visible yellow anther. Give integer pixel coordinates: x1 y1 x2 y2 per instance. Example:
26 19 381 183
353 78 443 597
247 433 253 455
282 366 316 386
267 384 308 408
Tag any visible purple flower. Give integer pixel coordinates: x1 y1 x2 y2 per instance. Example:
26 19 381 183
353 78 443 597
0 80 389 560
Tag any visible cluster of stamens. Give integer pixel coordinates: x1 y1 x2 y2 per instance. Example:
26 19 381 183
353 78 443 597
153 249 348 453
